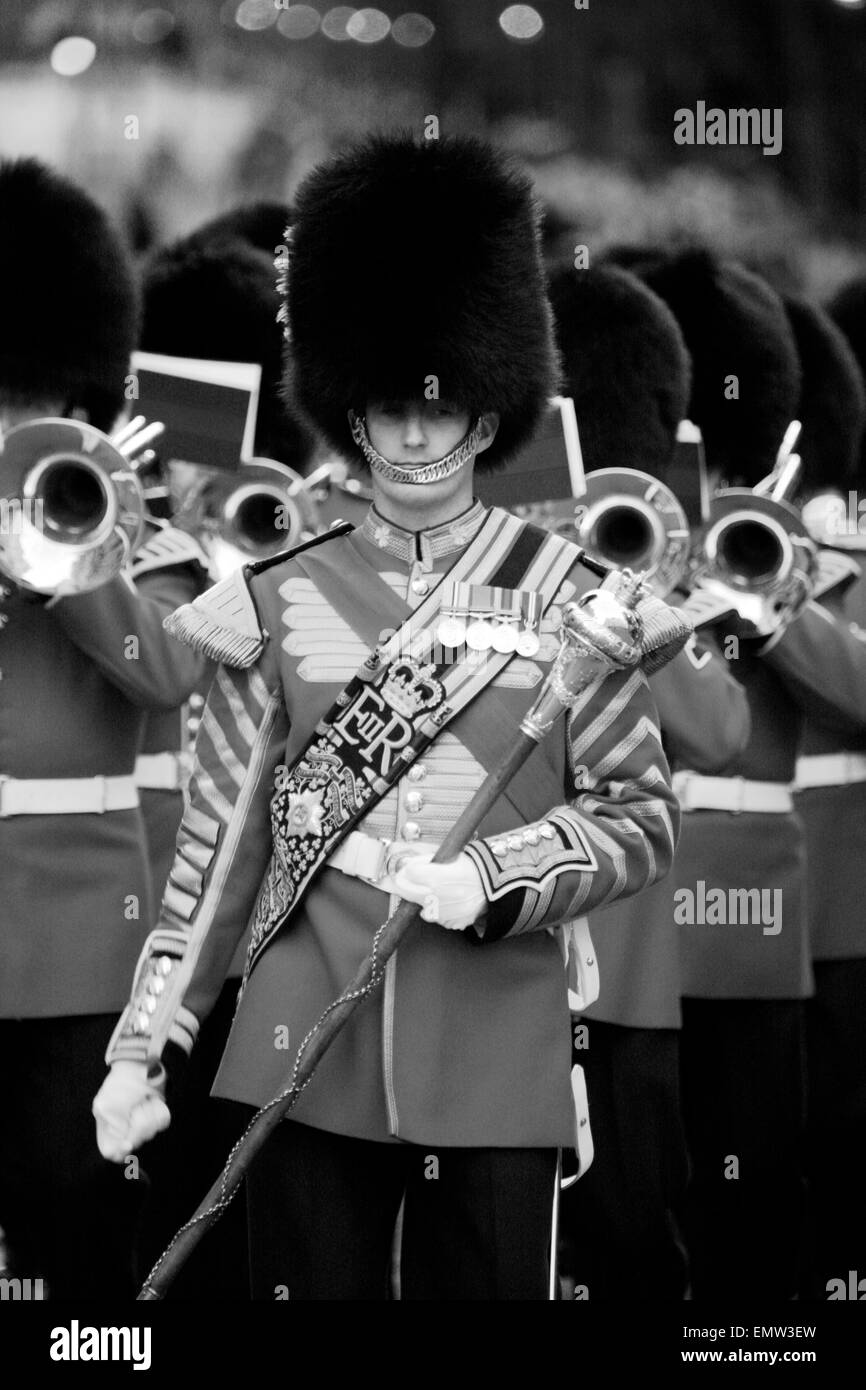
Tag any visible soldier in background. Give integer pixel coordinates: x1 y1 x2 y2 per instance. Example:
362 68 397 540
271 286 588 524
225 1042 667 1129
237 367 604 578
791 290 866 1297
128 207 317 1298
634 250 866 1299
0 159 208 1298
548 262 751 1299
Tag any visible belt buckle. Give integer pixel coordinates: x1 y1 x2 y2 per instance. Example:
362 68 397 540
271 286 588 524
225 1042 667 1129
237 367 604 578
92 775 108 813
674 771 695 813
360 836 392 886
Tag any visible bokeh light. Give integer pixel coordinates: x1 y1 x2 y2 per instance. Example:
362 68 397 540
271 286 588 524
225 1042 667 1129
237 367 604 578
321 7 357 41
277 5 322 40
235 0 279 32
391 13 435 47
498 5 544 41
49 36 97 77
347 8 391 43
132 8 176 45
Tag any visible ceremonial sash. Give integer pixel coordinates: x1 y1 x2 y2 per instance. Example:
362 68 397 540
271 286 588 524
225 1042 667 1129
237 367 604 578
295 530 569 819
243 510 578 977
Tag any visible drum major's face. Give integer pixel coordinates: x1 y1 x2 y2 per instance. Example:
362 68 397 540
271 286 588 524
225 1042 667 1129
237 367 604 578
365 399 472 466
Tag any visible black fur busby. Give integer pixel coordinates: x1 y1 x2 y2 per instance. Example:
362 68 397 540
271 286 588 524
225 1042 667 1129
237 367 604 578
141 212 312 467
827 277 866 480
282 133 559 469
783 296 866 493
547 264 691 476
182 201 291 258
634 250 801 487
0 158 138 431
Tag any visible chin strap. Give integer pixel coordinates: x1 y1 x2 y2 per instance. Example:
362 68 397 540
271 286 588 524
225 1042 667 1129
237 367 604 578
349 412 485 485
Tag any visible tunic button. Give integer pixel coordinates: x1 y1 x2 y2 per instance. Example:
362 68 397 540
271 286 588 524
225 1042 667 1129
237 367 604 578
405 790 423 814
411 577 430 596
524 828 540 846
507 835 523 851
538 823 556 840
491 841 508 858
404 821 421 840
408 763 427 782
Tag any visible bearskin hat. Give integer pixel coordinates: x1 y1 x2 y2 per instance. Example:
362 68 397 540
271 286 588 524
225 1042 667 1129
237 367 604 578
282 133 560 470
548 264 691 477
0 158 138 431
634 250 801 487
182 201 291 258
783 296 865 494
827 276 866 479
141 212 312 467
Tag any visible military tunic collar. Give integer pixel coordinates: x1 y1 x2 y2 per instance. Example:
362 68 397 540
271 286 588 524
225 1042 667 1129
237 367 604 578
360 499 487 568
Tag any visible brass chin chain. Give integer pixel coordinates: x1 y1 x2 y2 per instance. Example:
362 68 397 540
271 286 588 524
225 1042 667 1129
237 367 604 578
349 412 485 484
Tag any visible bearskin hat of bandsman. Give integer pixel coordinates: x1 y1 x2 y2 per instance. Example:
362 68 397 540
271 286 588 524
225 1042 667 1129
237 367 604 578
783 296 866 495
280 132 560 470
0 158 138 432
547 263 691 477
140 207 313 467
826 276 866 481
623 249 802 488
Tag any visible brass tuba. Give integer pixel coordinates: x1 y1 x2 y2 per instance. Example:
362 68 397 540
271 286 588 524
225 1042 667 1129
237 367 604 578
168 457 327 582
0 416 158 597
575 467 691 597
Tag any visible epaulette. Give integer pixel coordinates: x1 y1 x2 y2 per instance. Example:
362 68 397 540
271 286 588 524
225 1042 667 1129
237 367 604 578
164 523 353 669
812 547 862 602
129 519 209 580
164 570 265 669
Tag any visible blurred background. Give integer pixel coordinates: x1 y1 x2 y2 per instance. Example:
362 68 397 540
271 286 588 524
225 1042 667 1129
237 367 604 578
0 0 864 295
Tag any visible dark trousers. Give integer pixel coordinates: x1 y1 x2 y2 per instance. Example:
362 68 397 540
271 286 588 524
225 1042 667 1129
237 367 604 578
135 980 250 1300
0 1014 145 1300
246 1118 558 1300
679 997 807 1301
802 958 866 1299
560 1021 689 1300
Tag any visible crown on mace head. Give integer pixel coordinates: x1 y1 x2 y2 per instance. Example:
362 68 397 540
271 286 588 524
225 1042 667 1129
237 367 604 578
381 658 444 719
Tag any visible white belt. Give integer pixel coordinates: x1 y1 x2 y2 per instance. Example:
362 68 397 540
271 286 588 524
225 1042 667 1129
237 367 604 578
0 774 140 818
328 830 438 894
135 751 193 792
672 771 793 814
796 752 866 789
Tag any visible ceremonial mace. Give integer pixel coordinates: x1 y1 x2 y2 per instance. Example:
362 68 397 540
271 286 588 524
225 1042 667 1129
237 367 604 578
139 567 647 1299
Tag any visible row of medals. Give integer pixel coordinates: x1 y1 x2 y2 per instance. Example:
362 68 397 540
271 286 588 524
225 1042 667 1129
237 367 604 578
435 612 541 657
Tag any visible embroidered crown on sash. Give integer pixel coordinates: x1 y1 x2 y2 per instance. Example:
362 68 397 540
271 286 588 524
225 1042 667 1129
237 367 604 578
380 658 445 718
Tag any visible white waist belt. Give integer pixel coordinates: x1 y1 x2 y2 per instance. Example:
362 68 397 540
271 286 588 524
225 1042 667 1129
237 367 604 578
672 771 793 814
0 774 140 818
796 752 866 789
328 829 438 895
135 751 193 792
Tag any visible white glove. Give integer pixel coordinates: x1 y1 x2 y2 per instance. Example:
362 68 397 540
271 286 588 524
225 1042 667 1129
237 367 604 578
93 1060 171 1162
392 851 487 931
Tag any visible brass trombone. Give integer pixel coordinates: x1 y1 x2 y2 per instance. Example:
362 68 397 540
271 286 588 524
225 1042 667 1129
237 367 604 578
0 415 161 597
575 467 692 598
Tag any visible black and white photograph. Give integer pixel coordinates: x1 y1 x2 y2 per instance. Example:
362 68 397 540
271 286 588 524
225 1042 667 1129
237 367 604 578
0 0 865 1363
